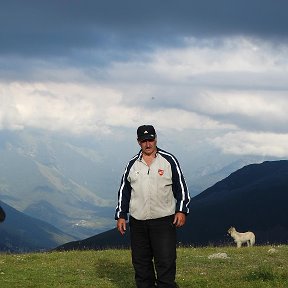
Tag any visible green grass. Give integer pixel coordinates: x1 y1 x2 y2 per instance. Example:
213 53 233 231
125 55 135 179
0 245 287 287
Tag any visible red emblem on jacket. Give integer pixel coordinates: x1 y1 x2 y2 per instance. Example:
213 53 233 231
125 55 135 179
158 169 164 176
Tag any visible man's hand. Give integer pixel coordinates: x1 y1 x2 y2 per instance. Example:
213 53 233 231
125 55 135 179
117 218 127 235
173 212 186 227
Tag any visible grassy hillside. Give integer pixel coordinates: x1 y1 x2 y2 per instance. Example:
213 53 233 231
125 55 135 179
0 245 287 287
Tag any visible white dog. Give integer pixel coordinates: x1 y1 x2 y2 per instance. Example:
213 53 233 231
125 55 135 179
228 226 255 248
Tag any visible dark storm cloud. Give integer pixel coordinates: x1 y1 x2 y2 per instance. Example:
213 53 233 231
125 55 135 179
1 0 288 58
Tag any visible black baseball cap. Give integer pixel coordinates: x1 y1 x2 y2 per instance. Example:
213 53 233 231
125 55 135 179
137 125 156 141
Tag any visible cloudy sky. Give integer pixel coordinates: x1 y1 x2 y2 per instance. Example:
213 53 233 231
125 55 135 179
1 0 288 160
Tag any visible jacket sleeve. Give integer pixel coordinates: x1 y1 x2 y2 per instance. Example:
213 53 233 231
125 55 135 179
114 162 133 220
170 157 191 214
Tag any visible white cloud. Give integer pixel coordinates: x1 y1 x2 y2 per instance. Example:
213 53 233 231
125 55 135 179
1 36 288 159
192 93 286 116
149 37 288 79
103 37 288 132
0 82 122 134
212 131 288 157
0 80 234 135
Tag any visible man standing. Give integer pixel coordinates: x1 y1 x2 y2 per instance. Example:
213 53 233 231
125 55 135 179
115 125 190 288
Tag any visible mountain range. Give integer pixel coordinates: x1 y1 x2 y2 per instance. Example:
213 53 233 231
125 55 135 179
0 200 76 253
0 130 272 240
0 130 118 239
55 160 288 251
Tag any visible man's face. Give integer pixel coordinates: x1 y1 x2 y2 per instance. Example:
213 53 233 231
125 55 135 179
138 138 157 156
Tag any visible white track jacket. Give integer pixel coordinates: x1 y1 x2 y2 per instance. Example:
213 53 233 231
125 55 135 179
115 148 190 220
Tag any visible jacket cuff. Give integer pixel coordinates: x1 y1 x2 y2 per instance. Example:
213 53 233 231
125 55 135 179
115 212 128 220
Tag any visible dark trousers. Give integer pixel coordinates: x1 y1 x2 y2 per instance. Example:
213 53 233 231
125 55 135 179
129 215 177 288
